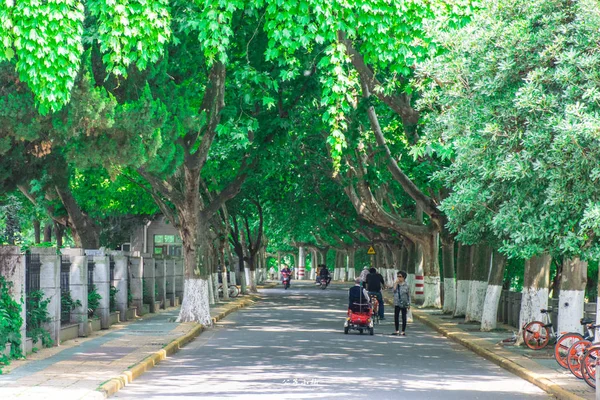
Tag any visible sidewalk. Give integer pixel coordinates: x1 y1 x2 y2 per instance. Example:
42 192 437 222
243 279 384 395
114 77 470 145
0 293 261 400
407 306 596 400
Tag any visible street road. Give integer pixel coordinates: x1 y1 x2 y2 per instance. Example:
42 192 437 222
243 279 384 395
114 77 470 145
114 282 549 399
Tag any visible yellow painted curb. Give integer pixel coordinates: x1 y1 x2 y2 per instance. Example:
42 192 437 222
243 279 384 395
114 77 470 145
97 296 258 398
412 310 586 400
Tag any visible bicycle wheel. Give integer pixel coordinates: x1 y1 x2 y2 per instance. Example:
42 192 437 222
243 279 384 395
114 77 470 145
567 339 591 379
554 333 584 369
581 344 600 386
523 321 550 350
228 285 240 298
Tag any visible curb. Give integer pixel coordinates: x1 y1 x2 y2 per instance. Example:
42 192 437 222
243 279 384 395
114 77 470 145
97 296 259 398
412 310 586 400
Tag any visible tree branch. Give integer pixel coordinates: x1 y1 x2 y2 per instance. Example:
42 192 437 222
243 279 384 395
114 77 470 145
338 31 420 141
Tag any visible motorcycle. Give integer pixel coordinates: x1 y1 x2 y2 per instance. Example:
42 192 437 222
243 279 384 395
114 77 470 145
282 273 291 289
317 276 330 290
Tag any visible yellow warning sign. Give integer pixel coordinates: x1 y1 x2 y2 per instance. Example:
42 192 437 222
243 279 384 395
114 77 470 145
367 246 376 255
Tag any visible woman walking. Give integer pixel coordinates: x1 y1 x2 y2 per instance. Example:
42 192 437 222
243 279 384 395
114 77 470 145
393 271 410 336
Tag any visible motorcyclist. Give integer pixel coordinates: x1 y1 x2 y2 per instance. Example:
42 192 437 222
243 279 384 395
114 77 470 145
319 265 331 287
281 265 292 287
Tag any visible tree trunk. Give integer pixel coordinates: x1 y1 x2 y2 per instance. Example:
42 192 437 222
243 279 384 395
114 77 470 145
177 213 212 326
240 231 257 292
558 258 587 334
43 223 52 242
422 233 441 308
218 239 229 300
55 186 100 248
55 222 64 248
518 254 552 338
454 244 472 317
466 244 492 322
33 220 41 244
442 237 456 314
347 248 356 280
399 244 408 271
481 250 507 331
405 240 416 297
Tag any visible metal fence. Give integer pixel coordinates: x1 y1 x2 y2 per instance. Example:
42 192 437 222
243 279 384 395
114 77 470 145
88 259 95 292
25 253 41 295
499 291 598 328
60 256 71 324
110 257 115 283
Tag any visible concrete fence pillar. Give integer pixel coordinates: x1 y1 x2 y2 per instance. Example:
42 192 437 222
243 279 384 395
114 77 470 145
142 257 156 313
32 247 61 345
93 255 110 329
112 253 128 321
129 257 144 315
0 246 26 355
155 258 166 309
63 249 88 337
174 259 184 303
166 259 175 307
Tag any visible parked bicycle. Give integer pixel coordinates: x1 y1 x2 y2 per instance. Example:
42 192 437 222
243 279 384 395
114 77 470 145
554 317 595 369
580 340 600 388
218 284 240 298
522 308 557 350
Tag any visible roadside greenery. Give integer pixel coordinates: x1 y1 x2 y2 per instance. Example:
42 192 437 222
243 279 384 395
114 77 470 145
60 290 81 324
87 285 102 318
2 0 600 322
26 290 52 348
0 277 23 373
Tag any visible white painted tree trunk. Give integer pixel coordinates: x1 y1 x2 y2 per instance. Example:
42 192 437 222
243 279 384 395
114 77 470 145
177 279 212 326
465 281 488 322
207 274 215 305
229 271 236 286
423 276 442 308
245 266 255 292
518 287 549 332
443 278 456 314
481 285 502 331
407 273 416 298
558 290 585 334
347 268 355 280
558 258 587 334
251 269 257 289
517 254 551 343
454 280 469 317
212 272 221 303
221 271 229 300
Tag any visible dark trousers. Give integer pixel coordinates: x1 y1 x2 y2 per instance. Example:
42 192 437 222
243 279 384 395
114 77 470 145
395 306 407 332
369 291 384 318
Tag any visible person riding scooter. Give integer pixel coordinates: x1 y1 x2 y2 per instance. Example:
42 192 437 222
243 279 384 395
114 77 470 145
281 266 292 289
319 265 331 287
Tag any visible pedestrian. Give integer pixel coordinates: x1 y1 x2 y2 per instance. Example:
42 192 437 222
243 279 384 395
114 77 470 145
366 267 386 320
393 270 410 336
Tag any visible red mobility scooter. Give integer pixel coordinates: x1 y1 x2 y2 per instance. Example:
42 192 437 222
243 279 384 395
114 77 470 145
344 302 374 335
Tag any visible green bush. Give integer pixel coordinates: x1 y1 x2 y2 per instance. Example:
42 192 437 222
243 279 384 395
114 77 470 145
88 285 102 317
60 290 81 324
0 277 23 373
109 285 118 312
26 290 53 348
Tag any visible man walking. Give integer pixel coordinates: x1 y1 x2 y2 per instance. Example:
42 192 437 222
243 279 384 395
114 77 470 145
366 267 385 320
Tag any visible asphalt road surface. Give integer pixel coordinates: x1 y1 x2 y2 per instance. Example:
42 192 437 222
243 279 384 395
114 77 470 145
113 281 550 400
